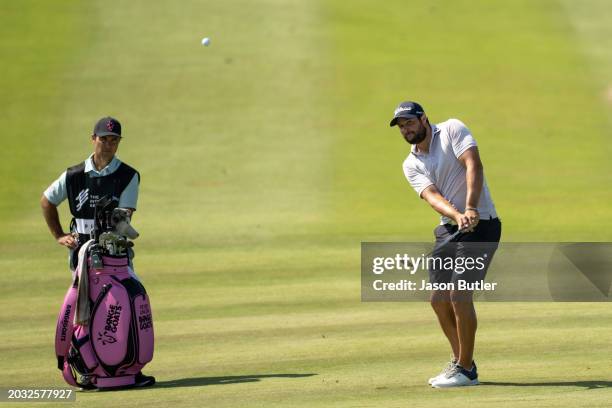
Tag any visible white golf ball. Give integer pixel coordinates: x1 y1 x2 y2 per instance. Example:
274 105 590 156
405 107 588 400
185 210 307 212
201 37 211 46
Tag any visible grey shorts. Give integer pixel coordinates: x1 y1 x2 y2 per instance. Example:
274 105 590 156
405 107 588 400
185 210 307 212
428 218 502 285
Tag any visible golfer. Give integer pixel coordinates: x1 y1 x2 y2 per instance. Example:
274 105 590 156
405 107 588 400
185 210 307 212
390 102 501 388
40 116 154 387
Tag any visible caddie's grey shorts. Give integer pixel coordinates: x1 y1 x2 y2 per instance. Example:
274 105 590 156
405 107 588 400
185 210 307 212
428 218 502 285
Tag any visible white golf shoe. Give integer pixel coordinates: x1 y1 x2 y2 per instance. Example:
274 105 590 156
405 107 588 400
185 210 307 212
428 359 457 385
431 364 479 388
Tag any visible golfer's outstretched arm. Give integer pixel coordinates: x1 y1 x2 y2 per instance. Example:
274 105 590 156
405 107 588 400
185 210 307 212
421 186 470 230
458 147 483 210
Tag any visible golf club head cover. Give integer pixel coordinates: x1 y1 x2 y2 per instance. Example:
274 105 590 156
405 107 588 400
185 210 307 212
111 208 139 239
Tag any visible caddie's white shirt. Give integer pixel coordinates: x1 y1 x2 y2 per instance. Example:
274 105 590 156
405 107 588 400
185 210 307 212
44 154 139 209
403 118 497 225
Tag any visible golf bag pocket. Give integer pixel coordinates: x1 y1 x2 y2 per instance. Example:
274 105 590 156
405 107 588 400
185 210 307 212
55 284 77 370
134 295 154 364
90 280 133 368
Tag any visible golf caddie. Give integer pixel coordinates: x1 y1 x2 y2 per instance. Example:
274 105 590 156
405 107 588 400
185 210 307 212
390 101 501 387
41 117 140 277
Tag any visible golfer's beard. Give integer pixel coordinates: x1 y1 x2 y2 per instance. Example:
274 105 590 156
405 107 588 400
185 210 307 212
405 127 426 145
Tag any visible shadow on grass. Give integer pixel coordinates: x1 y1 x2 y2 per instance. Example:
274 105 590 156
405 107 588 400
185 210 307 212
480 381 612 389
155 373 317 389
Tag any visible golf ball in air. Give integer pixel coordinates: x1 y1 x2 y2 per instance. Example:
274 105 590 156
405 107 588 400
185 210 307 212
201 37 211 46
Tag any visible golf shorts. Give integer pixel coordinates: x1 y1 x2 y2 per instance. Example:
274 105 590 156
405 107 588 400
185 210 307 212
428 218 502 285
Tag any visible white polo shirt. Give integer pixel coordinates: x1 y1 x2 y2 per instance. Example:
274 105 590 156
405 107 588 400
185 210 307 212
403 118 497 225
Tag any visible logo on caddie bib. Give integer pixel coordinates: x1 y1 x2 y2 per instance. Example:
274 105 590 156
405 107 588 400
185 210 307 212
76 188 89 211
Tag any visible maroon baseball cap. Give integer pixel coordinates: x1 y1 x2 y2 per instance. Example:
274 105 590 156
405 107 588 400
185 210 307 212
93 117 122 137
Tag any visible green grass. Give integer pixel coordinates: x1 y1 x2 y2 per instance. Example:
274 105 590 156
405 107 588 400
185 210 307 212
1 0 611 407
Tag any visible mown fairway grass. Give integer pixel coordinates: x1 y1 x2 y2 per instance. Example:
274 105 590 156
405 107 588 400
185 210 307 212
0 1 611 407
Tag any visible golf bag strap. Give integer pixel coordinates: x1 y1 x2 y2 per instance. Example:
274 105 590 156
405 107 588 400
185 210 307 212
62 363 79 387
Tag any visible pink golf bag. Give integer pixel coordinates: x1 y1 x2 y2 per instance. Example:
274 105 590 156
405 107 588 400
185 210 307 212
55 253 154 389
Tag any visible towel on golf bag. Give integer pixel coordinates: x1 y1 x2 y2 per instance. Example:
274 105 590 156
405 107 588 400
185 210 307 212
75 240 94 325
55 247 154 389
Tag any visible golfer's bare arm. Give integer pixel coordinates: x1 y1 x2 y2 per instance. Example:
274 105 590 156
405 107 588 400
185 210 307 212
40 195 76 248
457 146 483 212
420 186 467 228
